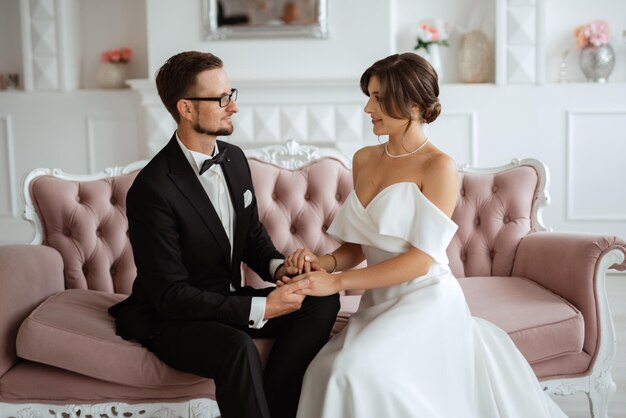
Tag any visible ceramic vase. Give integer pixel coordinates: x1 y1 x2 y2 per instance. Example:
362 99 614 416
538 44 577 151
417 44 443 80
458 30 492 83
97 62 128 89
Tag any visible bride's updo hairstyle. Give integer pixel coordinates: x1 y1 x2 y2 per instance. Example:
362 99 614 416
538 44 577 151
360 53 441 124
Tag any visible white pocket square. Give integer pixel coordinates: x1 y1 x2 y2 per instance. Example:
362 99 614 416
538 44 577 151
243 189 253 208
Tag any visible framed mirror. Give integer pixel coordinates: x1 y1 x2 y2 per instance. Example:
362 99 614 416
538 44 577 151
203 0 329 40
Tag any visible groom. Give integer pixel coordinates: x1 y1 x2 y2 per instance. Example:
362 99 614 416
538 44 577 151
108 51 340 418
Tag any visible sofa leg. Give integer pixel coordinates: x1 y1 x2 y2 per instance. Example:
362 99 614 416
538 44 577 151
587 371 616 418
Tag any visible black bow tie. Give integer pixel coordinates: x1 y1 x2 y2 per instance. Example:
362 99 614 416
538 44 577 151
199 148 230 175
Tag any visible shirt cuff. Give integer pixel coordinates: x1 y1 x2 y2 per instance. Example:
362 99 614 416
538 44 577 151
248 297 268 329
270 258 285 280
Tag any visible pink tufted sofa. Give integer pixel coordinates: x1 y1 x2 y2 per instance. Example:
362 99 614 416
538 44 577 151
1 141 625 418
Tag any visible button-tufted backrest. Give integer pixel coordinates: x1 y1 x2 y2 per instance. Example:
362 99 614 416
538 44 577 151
25 156 354 296
25 154 543 296
447 166 540 278
29 172 139 294
246 158 354 291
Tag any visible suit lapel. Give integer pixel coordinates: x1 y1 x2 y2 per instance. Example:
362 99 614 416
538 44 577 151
164 136 231 263
218 141 246 267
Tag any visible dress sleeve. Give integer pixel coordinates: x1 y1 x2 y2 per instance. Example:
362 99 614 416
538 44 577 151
377 188 458 265
327 185 458 265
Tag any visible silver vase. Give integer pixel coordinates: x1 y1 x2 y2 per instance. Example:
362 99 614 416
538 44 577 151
579 44 615 83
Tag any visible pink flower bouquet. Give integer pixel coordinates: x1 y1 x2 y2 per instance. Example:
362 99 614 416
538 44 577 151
101 47 133 63
414 19 450 52
574 20 610 48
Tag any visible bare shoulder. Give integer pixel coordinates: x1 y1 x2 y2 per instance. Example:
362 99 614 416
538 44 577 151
420 151 459 217
423 151 458 181
353 144 382 172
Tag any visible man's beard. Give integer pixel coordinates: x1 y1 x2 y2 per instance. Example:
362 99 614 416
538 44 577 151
192 120 234 137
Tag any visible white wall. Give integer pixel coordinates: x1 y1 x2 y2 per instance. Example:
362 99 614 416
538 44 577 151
146 0 393 80
79 0 148 88
393 0 497 83
0 91 140 243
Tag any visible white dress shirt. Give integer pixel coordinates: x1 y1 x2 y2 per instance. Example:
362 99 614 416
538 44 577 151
176 134 280 329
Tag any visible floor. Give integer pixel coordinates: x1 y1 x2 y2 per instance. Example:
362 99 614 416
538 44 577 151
550 274 626 418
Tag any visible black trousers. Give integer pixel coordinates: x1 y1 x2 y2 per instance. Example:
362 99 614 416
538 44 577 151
143 288 340 418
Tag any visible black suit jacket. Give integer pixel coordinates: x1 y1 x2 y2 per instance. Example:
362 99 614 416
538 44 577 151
109 135 283 341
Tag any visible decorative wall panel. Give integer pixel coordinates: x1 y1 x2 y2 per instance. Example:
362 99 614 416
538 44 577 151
86 115 139 173
567 110 626 220
425 112 477 166
497 0 543 84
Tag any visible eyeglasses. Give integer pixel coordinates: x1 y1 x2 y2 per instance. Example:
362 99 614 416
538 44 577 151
184 89 238 108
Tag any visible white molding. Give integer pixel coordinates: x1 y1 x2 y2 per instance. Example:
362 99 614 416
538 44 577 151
22 160 149 245
54 0 66 90
0 398 220 418
0 115 18 219
85 114 141 172
470 112 478 166
459 158 551 232
85 116 96 174
566 109 626 221
19 0 34 91
495 0 506 85
535 0 545 85
438 111 478 166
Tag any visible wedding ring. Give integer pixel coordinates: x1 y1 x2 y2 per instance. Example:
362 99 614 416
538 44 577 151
304 255 311 262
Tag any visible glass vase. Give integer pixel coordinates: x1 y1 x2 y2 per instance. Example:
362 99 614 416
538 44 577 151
426 44 443 80
579 44 615 83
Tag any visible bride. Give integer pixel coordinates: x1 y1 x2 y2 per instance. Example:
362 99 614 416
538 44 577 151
279 53 567 417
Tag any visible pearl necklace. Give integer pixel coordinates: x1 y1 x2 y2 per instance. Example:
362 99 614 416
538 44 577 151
384 137 430 158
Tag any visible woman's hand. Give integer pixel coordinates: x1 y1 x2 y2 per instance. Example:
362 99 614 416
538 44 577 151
285 247 320 274
290 271 342 297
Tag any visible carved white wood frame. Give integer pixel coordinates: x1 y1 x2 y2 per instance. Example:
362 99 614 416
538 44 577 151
22 160 149 245
0 398 220 418
244 139 351 170
541 248 623 418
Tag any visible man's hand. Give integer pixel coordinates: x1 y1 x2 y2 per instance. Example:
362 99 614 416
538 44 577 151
274 263 299 285
263 279 310 320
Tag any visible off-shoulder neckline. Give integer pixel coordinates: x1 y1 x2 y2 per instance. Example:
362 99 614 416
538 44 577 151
352 182 453 222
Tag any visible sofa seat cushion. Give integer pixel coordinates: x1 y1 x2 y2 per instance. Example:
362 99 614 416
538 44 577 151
16 289 209 388
458 276 585 364
0 360 215 403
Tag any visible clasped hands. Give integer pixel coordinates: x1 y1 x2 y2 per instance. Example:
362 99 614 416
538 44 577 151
264 247 340 320
276 247 341 297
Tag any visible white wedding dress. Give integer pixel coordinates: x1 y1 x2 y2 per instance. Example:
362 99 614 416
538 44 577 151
296 182 567 418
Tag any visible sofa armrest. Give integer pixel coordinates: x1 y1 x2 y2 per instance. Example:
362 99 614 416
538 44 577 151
0 245 65 378
512 232 626 355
